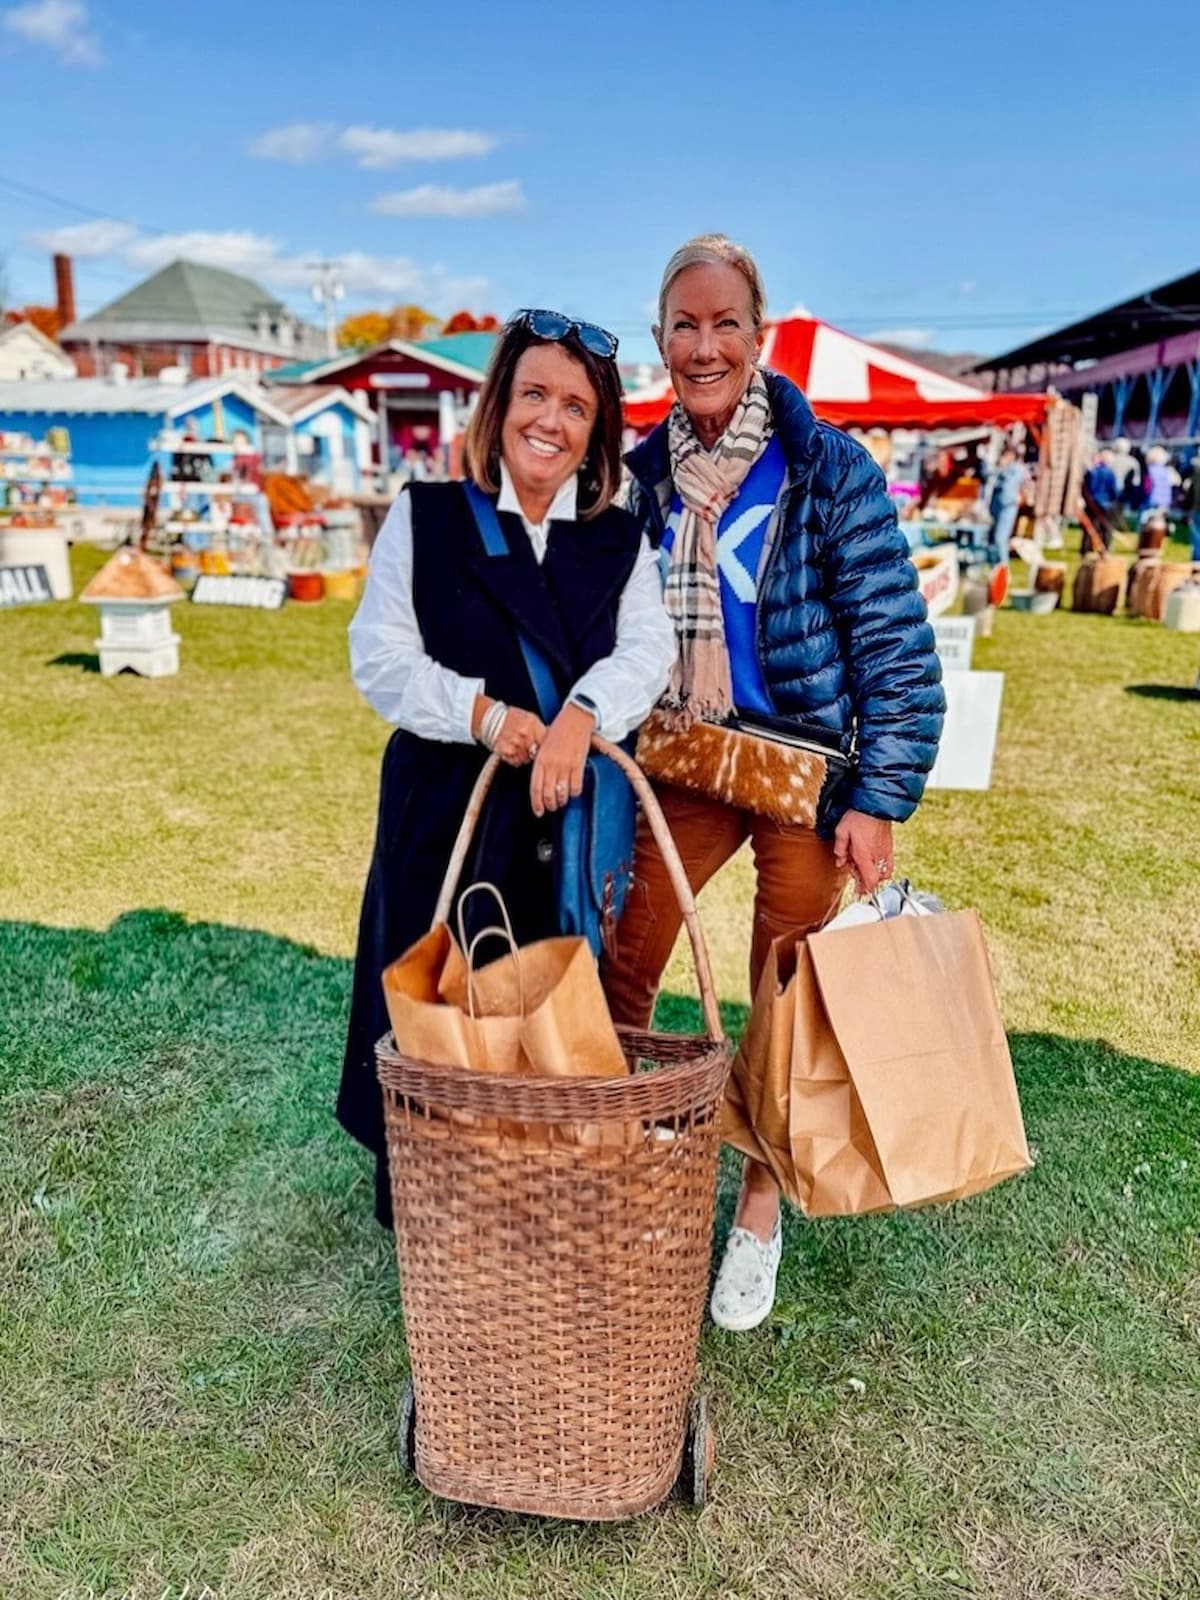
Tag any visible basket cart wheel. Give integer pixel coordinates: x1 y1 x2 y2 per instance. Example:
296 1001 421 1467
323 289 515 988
678 1393 715 1508
396 1376 417 1474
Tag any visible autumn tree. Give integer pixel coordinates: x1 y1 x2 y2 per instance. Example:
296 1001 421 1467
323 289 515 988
389 304 440 341
3 304 63 340
337 311 390 351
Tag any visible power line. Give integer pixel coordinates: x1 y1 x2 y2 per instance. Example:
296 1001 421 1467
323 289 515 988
0 172 169 237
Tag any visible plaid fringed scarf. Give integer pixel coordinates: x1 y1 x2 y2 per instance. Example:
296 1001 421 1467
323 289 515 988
662 370 773 725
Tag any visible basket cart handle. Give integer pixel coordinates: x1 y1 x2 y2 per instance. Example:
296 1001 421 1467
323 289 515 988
433 734 724 1043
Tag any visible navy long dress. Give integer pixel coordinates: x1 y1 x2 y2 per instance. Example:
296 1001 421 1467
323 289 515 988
337 481 642 1226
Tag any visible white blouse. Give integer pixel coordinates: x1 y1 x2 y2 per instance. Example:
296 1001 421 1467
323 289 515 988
347 466 675 743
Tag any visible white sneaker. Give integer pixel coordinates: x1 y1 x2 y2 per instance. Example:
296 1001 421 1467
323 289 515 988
709 1215 783 1332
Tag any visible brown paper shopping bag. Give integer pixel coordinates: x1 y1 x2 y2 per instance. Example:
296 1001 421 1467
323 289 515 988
806 910 1031 1209
724 934 892 1215
725 908 1030 1216
382 884 628 1146
722 934 801 1193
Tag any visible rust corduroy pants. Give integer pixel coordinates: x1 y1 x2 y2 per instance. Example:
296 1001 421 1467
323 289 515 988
602 783 849 1031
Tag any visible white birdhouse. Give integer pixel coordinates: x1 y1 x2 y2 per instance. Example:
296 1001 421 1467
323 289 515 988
80 547 184 677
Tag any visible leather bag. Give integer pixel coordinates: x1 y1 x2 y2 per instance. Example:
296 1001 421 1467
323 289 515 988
635 707 854 830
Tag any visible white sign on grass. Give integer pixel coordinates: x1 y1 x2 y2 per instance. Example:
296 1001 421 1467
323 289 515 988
925 671 1004 791
191 576 287 610
932 617 976 673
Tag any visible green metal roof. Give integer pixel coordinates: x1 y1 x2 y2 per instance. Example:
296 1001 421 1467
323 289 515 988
76 259 284 332
262 359 325 384
414 331 497 375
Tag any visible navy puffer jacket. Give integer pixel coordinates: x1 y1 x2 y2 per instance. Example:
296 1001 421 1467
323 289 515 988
625 370 946 823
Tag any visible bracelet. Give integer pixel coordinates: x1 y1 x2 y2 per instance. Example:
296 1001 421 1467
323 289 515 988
478 700 508 750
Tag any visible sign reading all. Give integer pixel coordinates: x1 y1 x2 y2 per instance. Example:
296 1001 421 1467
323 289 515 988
191 575 287 610
0 564 53 608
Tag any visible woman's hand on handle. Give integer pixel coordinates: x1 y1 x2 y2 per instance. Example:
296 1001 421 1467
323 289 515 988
496 708 546 766
471 694 546 767
833 809 894 896
531 703 595 816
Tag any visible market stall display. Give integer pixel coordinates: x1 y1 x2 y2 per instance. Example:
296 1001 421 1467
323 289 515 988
0 426 76 598
139 438 368 601
147 432 274 584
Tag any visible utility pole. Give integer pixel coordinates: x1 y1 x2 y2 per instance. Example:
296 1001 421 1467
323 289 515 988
308 260 345 356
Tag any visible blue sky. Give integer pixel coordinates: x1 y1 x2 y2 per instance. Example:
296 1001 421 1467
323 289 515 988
2 0 1198 365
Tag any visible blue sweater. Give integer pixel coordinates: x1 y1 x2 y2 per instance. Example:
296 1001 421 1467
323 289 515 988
625 371 946 823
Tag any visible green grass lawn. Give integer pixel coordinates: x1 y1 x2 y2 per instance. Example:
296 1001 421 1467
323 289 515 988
2 542 1199 1600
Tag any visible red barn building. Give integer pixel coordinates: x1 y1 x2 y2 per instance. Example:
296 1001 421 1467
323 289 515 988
62 259 322 381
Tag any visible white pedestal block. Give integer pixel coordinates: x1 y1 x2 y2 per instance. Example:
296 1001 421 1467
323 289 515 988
95 634 181 677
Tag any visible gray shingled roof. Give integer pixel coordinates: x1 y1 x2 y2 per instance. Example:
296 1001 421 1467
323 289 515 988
75 259 283 329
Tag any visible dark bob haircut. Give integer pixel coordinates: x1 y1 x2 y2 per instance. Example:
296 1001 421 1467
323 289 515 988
463 317 624 519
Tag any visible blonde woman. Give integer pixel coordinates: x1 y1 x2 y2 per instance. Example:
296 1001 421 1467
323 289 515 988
605 236 945 1330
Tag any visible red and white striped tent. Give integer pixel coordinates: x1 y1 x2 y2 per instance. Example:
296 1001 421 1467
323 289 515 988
623 308 1049 432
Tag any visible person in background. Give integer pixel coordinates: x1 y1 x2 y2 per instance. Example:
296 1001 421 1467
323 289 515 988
1082 448 1120 551
604 233 945 1333
1188 452 1200 564
1109 436 1139 513
987 445 1027 561
1142 446 1175 520
1123 446 1148 514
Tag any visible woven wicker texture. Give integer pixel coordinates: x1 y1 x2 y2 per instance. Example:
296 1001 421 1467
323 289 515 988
379 1031 728 1518
376 737 731 1519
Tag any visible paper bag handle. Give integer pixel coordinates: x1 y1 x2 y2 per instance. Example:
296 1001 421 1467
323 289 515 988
457 882 526 1022
433 735 724 1044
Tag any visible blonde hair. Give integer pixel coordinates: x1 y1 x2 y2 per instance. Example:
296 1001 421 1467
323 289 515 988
655 233 766 332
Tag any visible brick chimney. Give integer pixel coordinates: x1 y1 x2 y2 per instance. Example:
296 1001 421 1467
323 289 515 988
53 254 76 329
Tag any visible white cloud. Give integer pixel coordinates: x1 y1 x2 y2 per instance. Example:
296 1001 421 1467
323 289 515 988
2 0 103 66
123 230 283 278
338 125 499 169
25 222 490 314
865 326 937 349
370 180 526 219
246 121 334 164
958 279 978 297
30 219 137 257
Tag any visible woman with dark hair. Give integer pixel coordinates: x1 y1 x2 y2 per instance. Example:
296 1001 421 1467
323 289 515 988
337 310 675 1225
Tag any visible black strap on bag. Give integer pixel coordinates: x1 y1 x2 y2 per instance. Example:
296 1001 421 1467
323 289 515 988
462 482 636 955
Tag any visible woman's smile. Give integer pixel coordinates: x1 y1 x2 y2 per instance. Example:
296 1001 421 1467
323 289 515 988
657 260 764 450
520 433 565 458
500 344 597 520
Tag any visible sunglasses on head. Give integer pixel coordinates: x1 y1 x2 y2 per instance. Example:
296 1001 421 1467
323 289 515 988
510 308 619 360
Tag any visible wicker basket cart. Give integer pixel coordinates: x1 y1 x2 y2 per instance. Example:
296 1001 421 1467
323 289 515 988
376 737 732 1519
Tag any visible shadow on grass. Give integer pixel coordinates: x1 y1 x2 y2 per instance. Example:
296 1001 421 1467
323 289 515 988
47 651 101 673
3 910 1200 1581
4 908 1197 1239
1124 683 1200 702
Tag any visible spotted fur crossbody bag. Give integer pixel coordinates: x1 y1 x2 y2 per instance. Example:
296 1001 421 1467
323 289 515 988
636 709 855 831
